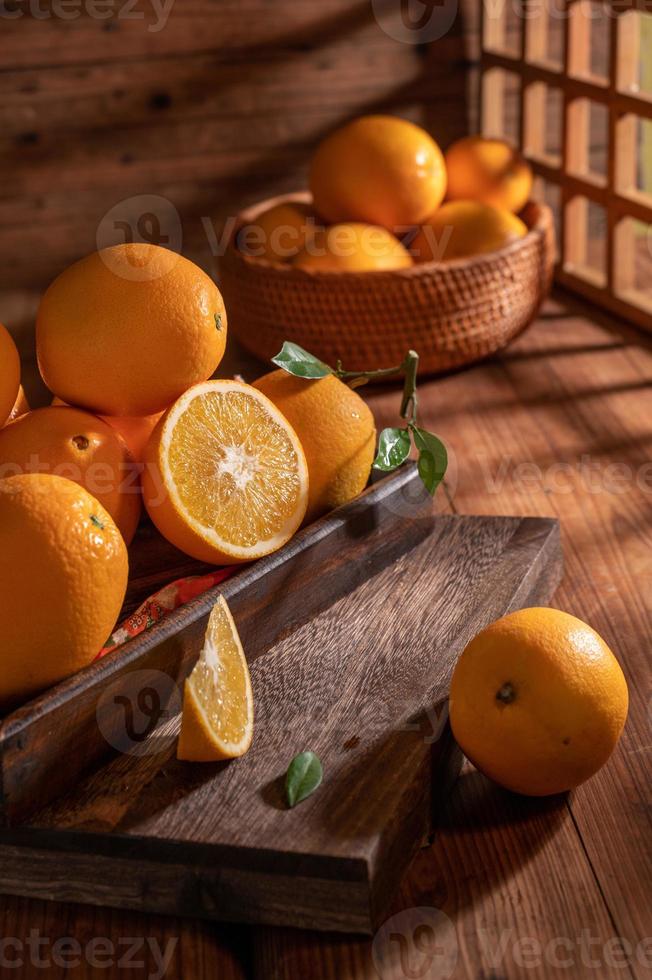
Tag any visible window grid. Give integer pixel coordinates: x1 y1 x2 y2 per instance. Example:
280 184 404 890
480 0 652 331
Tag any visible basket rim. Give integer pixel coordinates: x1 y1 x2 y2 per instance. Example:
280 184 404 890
225 192 553 281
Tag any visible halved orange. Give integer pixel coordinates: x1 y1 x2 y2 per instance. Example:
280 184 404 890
177 596 253 761
142 380 309 564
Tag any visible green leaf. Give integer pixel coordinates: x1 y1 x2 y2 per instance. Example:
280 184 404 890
373 427 411 472
272 342 333 379
285 751 323 808
411 426 448 495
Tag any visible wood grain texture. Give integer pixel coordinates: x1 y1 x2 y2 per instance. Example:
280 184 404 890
2 291 650 976
0 464 433 826
253 290 652 978
0 513 561 933
0 0 478 295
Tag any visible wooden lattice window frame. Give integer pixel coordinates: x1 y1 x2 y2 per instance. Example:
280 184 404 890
480 0 652 330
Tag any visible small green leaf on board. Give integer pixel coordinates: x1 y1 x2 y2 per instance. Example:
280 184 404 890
285 751 323 808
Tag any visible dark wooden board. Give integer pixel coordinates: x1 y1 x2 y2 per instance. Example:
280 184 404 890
0 464 433 826
0 512 562 934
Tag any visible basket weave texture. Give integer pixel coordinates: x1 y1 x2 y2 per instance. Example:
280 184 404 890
220 193 555 375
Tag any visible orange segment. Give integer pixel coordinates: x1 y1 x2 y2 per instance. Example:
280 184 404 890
142 380 309 564
177 596 254 761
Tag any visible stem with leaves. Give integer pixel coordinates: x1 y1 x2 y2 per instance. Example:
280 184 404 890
271 342 448 496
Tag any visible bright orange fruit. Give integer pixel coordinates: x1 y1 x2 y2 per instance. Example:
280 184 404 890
0 406 142 544
253 370 376 522
445 136 533 214
52 396 164 464
293 223 413 272
177 596 254 762
0 473 128 707
239 201 318 262
411 201 527 262
449 607 629 796
310 115 447 230
142 380 309 564
37 244 227 417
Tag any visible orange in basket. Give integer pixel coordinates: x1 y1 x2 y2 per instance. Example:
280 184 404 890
411 201 527 263
445 136 533 214
220 195 555 375
310 115 447 230
293 223 413 273
239 200 318 262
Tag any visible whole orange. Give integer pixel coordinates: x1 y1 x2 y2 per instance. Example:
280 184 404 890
0 473 128 707
445 136 533 213
0 406 142 544
449 608 629 796
239 201 319 262
253 370 376 522
411 201 527 262
52 396 164 464
0 322 20 429
37 244 227 416
293 223 413 272
310 115 447 230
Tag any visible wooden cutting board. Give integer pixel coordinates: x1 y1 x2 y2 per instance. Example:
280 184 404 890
0 512 562 934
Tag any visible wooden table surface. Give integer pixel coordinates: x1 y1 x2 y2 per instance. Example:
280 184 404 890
2 288 651 978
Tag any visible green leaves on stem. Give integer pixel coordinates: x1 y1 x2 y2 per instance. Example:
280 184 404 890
374 427 412 471
272 341 448 497
411 426 448 495
373 423 447 495
272 342 332 379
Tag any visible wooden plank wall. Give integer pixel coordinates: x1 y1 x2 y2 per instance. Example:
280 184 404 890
1 0 479 358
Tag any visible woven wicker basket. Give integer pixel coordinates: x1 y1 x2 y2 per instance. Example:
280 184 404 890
220 192 555 375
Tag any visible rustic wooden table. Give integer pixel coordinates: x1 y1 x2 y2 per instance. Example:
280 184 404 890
2 289 650 979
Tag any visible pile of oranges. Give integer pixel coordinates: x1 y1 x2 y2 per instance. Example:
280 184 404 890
0 245 377 709
237 116 532 270
0 117 628 790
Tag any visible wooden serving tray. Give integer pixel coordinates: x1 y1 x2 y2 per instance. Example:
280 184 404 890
0 472 563 933
0 464 434 826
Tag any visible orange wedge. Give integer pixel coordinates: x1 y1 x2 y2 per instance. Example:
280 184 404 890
177 596 254 761
142 380 309 564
